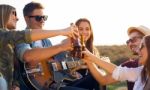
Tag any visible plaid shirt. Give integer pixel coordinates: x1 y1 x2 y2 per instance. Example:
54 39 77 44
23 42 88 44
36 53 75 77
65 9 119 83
0 28 31 89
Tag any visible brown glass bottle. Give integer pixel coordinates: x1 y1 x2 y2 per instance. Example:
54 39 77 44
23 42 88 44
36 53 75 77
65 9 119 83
70 36 82 58
70 35 85 58
81 35 85 58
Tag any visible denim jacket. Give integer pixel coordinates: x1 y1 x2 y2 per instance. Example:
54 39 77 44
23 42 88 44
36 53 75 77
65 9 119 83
15 38 52 61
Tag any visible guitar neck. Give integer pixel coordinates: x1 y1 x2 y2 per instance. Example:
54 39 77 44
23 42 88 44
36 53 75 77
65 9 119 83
66 60 84 69
50 60 84 71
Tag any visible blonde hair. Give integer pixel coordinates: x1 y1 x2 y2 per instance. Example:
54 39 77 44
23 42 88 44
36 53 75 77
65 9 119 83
0 4 15 29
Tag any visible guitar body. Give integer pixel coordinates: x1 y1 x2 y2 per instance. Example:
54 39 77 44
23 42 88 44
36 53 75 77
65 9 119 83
19 57 84 90
49 61 76 83
19 59 53 90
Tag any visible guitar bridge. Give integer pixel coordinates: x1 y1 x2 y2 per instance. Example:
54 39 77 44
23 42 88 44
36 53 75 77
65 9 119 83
25 63 43 74
26 68 41 74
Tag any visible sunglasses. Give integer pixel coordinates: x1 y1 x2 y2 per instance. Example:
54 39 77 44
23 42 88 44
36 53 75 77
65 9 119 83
28 15 48 22
126 36 142 44
12 11 17 16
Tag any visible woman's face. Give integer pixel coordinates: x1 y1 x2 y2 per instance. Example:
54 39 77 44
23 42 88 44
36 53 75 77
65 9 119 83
78 21 91 42
139 39 148 65
6 10 18 30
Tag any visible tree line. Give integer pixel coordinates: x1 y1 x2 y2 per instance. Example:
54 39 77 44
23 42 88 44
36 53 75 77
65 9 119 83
96 45 137 65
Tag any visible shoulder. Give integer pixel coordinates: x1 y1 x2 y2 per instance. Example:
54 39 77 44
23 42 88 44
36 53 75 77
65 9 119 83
121 58 139 67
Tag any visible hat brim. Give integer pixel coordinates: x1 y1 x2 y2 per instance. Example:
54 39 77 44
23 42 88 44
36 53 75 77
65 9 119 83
127 26 150 36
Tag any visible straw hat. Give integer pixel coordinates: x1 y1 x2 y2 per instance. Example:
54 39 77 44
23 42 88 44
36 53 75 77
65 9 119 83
127 25 150 36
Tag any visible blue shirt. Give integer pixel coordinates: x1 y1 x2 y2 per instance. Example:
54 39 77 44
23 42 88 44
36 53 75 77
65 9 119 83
15 39 52 62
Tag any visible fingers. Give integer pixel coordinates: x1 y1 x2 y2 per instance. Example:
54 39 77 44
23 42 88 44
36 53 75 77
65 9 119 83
70 23 79 39
81 49 94 62
61 38 74 51
81 48 90 56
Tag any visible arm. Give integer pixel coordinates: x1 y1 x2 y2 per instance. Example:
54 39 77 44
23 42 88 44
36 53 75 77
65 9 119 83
0 25 78 45
82 50 117 73
86 62 118 85
82 50 143 82
16 38 72 62
30 26 78 41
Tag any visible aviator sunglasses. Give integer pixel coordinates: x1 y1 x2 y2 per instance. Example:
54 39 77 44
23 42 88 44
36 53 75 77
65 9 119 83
28 15 48 22
126 36 142 44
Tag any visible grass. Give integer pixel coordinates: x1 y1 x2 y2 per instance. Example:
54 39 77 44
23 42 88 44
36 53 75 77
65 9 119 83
106 81 127 90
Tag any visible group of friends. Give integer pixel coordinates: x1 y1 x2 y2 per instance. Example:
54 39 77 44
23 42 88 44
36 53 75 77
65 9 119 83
0 1 150 90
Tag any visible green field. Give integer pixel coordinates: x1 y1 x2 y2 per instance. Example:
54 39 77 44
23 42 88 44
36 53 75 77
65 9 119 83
107 81 127 90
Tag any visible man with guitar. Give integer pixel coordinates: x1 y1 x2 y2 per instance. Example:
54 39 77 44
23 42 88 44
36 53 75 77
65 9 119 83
15 2 88 90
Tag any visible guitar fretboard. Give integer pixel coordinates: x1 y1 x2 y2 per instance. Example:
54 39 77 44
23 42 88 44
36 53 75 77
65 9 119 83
50 60 84 71
66 60 84 69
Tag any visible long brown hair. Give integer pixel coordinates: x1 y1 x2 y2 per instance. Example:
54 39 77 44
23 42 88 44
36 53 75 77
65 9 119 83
75 18 94 53
0 4 15 29
141 35 150 83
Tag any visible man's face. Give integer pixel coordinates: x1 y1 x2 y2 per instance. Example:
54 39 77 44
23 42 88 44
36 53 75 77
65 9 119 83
127 31 143 55
25 9 47 29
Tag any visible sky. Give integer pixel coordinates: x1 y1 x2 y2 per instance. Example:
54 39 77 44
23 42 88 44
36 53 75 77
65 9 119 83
1 0 150 45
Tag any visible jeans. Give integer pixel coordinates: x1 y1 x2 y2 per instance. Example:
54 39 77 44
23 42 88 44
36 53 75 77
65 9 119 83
0 76 7 90
67 74 100 90
60 86 88 90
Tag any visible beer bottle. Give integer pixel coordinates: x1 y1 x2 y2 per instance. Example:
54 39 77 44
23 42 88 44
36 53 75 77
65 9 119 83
81 35 85 58
70 36 82 58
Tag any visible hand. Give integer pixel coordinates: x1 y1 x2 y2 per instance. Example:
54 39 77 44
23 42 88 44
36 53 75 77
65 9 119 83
60 38 73 51
81 49 95 63
62 23 79 39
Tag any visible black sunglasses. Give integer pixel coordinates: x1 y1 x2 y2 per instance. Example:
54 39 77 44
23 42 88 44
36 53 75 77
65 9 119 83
126 36 142 44
28 15 48 22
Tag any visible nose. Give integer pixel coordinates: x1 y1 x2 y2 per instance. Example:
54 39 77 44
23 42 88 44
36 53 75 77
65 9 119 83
16 16 19 21
39 18 45 23
81 30 87 35
16 18 19 21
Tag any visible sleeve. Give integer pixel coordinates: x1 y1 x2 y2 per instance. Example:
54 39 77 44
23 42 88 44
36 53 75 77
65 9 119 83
15 43 31 62
1 29 32 45
112 65 143 82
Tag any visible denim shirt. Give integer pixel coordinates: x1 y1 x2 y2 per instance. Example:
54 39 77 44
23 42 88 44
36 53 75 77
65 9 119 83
15 39 53 61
